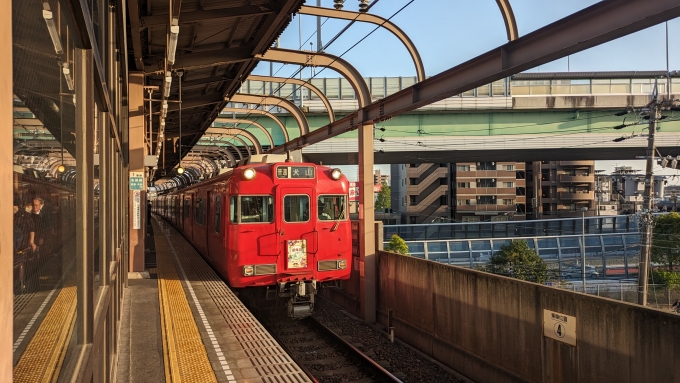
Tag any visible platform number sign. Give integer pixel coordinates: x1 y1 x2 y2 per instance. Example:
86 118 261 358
543 309 576 346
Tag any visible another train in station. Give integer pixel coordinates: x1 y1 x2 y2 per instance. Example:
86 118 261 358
152 159 352 317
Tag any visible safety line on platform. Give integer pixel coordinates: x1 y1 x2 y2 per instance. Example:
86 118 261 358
12 282 76 383
158 219 236 382
153 219 218 383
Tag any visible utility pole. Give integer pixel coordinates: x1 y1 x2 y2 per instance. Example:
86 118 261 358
637 97 659 306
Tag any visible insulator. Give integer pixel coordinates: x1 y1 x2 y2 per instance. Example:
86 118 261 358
358 0 369 12
333 0 343 10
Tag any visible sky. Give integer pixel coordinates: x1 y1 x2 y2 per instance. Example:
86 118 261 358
250 0 680 182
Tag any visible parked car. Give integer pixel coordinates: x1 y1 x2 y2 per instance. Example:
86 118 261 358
562 265 600 278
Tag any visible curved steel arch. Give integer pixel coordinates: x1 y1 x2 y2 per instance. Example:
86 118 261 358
259 48 371 108
221 107 290 143
208 141 244 163
299 5 426 82
229 93 310 135
247 74 335 122
496 0 519 41
212 118 275 148
216 132 258 156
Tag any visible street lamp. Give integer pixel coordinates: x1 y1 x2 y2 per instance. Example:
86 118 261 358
581 207 588 293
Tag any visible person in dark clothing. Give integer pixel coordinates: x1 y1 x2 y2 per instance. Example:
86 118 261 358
32 197 53 254
13 198 36 252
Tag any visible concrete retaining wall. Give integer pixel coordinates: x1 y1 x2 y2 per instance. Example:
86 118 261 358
377 251 680 383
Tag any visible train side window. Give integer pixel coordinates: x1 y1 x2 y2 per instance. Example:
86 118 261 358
214 196 221 233
230 196 237 223
240 196 274 223
284 195 310 223
195 197 206 225
183 198 190 220
318 195 346 221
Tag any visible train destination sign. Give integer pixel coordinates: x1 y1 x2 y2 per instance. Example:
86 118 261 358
543 309 576 346
276 166 315 179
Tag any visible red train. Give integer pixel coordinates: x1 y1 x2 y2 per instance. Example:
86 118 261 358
152 160 352 317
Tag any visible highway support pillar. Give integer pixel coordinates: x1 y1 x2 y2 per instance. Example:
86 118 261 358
359 121 376 323
128 72 146 272
0 3 12 380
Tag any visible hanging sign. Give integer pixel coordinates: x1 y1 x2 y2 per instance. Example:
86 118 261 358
287 240 308 269
130 171 145 191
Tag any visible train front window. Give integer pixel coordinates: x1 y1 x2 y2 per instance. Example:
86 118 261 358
239 196 273 223
284 195 310 222
318 195 346 221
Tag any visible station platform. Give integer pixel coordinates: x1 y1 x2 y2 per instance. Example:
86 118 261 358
116 217 311 383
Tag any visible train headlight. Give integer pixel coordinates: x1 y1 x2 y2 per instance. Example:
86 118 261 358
176 166 185 175
331 168 342 180
243 168 256 180
338 260 347 269
242 265 254 276
57 164 66 173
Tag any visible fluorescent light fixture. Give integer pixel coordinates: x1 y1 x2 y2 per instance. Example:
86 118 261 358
162 100 168 118
167 18 179 65
48 100 59 112
42 9 64 55
163 72 172 98
62 62 74 91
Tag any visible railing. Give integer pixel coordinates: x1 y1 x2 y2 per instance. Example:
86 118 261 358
559 175 594 183
559 191 595 200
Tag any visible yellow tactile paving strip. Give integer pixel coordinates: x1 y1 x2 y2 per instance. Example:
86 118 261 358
12 284 76 383
154 220 218 383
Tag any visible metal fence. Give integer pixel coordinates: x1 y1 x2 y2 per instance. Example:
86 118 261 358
554 283 680 310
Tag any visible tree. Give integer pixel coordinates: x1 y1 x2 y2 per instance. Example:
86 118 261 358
483 240 548 284
374 181 391 211
385 234 409 255
652 212 680 272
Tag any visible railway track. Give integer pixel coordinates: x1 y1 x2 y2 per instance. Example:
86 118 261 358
261 313 403 383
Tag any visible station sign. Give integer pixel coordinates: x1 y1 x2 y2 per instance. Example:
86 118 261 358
129 171 145 191
543 309 576 346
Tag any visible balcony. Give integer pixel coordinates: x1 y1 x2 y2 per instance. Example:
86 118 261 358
559 160 593 167
559 175 594 183
559 191 594 200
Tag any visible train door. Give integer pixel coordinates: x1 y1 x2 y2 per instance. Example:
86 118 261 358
206 192 223 263
183 195 193 241
277 187 317 272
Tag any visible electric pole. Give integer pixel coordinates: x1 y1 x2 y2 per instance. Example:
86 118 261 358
637 97 659 306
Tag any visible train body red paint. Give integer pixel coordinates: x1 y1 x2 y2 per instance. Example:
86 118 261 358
152 162 351 317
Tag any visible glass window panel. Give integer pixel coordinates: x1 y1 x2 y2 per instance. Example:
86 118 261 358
451 252 470 259
539 248 559 258
427 242 448 252
214 196 221 233
325 78 339 99
470 240 491 251
283 195 308 222
230 196 236 222
450 241 469 251
317 195 346 221
538 238 558 248
399 226 413 240
427 225 440 239
592 84 610 93
409 242 424 254
310 78 324 99
240 196 274 223
428 252 448 261
585 236 601 246
386 77 400 95
413 226 426 239
401 76 416 89
249 80 265 95
625 234 640 245
477 84 490 97
439 225 452 239
370 77 385 98
492 80 506 96
571 84 591 93
511 85 530 95
602 235 623 245
461 89 475 97
492 239 511 250
340 78 355 99
530 85 550 95
552 85 571 94
526 239 536 249
560 237 580 248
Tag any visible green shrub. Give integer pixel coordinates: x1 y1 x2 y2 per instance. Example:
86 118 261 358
385 234 409 255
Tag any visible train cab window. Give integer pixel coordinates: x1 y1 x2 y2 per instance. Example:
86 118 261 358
317 195 346 221
214 196 222 233
284 195 310 223
240 196 273 223
230 196 237 223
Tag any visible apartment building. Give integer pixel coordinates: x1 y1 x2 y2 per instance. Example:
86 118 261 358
374 169 390 186
526 161 596 218
389 162 527 224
